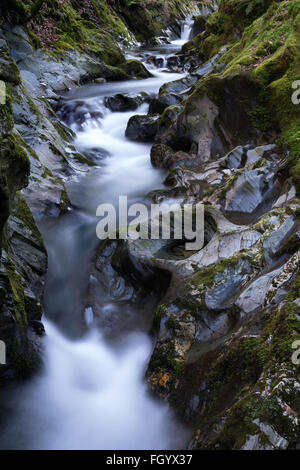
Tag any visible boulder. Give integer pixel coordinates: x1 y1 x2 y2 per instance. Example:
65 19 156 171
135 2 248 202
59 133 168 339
148 93 182 115
104 93 143 112
150 143 174 168
125 114 159 142
94 77 106 84
236 268 282 314
224 166 279 222
263 216 295 265
159 75 198 96
120 59 152 79
223 146 245 169
205 258 252 311
165 73 265 162
145 55 165 68
166 55 183 71
156 104 185 149
0 39 21 85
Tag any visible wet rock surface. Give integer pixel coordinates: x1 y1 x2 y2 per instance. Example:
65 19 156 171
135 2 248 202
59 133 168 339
104 93 145 112
140 0 300 447
125 113 160 142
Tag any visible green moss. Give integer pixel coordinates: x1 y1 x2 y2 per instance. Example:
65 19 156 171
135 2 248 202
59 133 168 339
184 0 276 63
100 35 125 66
24 25 41 49
41 167 52 178
237 55 256 66
27 0 130 60
218 397 262 449
0 134 30 203
249 102 276 133
73 152 96 167
13 192 44 247
152 304 166 330
102 65 130 81
149 338 185 377
165 314 180 332
14 142 30 166
4 259 26 324
0 94 14 136
60 187 71 210
263 292 300 366
190 255 247 289
115 0 192 42
185 1 300 191
120 59 152 79
0 45 21 85
206 336 264 410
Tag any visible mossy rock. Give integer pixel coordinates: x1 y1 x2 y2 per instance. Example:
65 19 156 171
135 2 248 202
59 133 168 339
120 59 152 79
0 41 21 85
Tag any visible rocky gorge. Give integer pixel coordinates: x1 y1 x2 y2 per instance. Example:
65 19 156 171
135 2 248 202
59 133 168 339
0 0 300 451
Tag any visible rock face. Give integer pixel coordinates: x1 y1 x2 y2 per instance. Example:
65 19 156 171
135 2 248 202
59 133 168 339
0 36 48 378
0 193 47 379
156 72 265 161
150 144 174 168
115 0 193 43
224 166 279 222
149 93 183 115
190 15 206 38
143 119 300 449
140 0 300 451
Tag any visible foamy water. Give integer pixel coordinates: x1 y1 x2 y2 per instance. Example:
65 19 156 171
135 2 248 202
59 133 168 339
0 321 186 450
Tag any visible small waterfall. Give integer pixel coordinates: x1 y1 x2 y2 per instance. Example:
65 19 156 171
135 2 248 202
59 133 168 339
171 15 195 46
181 20 192 42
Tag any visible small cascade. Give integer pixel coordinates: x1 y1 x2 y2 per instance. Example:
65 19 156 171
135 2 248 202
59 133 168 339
171 14 195 46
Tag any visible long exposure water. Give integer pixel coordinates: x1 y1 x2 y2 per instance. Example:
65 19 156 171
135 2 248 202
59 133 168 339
0 17 194 450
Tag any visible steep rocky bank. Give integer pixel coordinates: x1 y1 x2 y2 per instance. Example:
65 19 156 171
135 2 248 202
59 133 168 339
0 0 300 451
141 0 300 450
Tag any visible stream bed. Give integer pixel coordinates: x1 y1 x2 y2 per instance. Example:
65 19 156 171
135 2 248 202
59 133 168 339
0 18 195 450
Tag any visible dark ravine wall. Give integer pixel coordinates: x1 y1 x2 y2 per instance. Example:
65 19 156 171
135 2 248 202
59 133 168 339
0 39 46 379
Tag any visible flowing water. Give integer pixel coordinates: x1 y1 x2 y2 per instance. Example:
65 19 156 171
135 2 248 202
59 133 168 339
172 14 194 46
0 19 194 450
